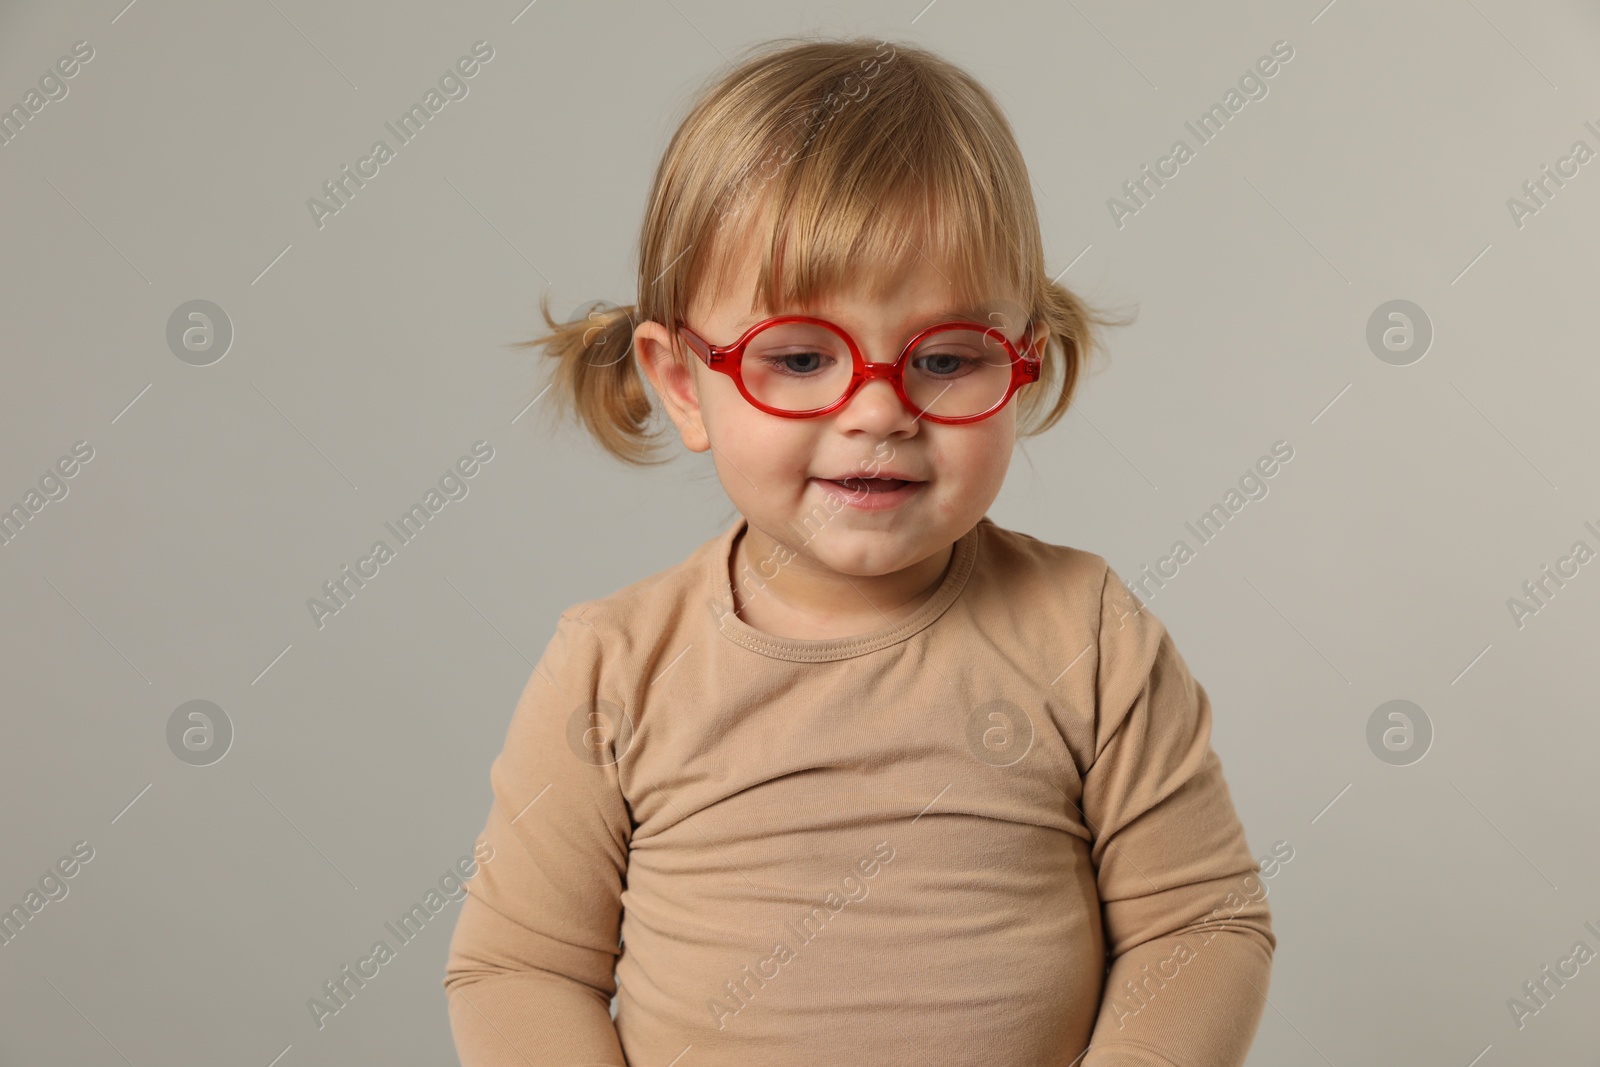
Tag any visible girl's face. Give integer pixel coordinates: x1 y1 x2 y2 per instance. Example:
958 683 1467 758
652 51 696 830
636 235 1047 583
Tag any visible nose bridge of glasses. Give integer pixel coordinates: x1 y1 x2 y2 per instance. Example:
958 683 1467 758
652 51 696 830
842 361 924 421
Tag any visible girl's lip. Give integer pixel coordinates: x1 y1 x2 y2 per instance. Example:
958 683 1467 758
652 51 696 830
810 477 926 510
815 476 921 490
818 473 925 483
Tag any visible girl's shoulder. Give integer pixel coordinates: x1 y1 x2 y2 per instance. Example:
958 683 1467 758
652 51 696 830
978 518 1107 573
974 522 1184 737
974 518 1113 601
546 523 731 660
971 518 1164 644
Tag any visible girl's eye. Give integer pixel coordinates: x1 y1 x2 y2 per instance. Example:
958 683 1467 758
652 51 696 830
757 351 833 376
914 351 982 378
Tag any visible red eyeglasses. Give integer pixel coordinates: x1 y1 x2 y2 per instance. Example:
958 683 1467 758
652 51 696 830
676 313 1041 424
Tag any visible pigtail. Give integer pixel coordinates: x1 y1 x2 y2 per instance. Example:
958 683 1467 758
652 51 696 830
513 292 674 467
1021 281 1139 437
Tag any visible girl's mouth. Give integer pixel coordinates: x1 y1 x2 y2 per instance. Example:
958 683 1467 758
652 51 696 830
811 477 926 510
828 477 910 493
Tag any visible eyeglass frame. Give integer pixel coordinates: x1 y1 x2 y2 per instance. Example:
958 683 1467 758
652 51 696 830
675 313 1042 424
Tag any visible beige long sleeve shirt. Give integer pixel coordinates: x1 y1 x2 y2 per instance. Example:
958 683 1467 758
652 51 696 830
444 515 1275 1066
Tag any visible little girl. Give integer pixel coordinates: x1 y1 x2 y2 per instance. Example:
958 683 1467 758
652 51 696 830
445 35 1274 1067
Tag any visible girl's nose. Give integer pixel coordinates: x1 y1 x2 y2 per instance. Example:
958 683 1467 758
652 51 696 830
837 375 919 430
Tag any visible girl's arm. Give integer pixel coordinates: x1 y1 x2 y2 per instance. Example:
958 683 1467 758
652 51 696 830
444 611 632 1066
1077 570 1277 1067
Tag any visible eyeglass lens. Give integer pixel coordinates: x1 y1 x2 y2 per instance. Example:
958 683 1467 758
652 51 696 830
740 322 1018 418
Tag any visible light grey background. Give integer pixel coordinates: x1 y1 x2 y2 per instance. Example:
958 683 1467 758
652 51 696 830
2 1 1597 1064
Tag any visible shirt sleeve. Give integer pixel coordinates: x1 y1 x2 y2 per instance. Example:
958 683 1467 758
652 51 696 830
1078 566 1276 1067
443 609 633 1066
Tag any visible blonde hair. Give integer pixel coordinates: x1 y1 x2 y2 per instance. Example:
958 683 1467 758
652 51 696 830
518 35 1134 466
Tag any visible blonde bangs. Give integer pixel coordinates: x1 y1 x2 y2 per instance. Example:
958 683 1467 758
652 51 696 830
701 155 1028 333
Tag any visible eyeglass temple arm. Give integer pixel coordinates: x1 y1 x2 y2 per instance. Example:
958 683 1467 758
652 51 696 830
675 324 715 365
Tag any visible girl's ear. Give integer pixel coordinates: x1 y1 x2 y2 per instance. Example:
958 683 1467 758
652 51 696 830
634 319 711 453
1026 319 1051 359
